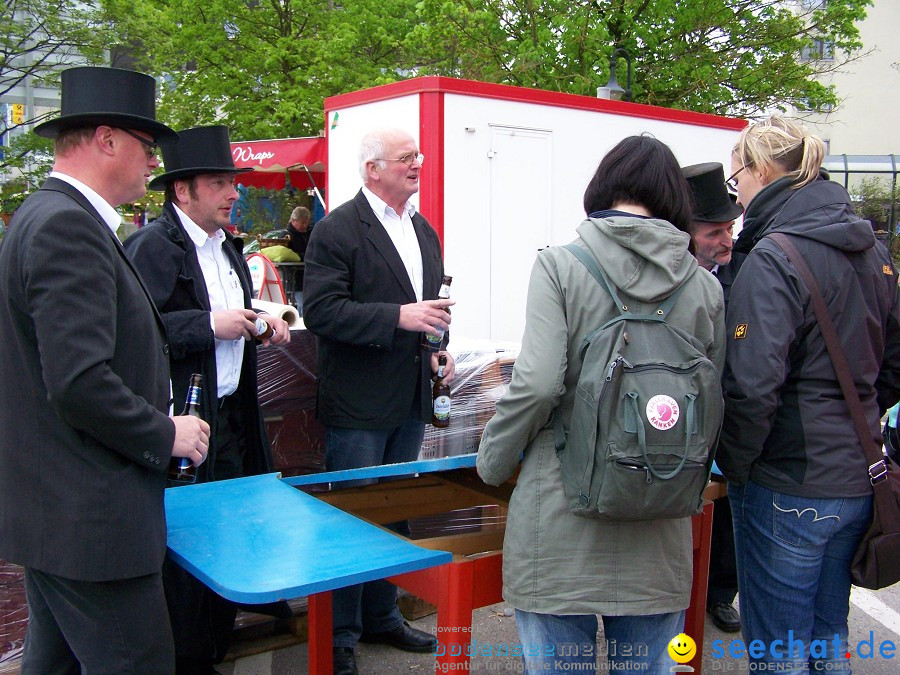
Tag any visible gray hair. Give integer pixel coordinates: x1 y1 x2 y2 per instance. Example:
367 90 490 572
290 206 310 223
358 133 386 181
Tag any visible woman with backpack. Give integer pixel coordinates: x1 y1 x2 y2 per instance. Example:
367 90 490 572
716 116 900 672
477 135 726 674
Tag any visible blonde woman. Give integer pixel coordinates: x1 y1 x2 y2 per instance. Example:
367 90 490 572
718 117 900 672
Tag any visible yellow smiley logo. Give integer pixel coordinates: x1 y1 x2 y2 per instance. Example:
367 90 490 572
667 633 697 664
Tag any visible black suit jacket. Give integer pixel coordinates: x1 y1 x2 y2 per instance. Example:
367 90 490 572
124 202 274 482
302 190 444 428
714 249 746 307
0 177 175 581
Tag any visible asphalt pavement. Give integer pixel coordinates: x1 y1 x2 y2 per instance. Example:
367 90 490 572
218 584 900 674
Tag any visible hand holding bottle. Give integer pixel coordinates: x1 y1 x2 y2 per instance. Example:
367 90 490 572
170 416 210 469
212 308 259 340
253 314 291 346
398 299 454 335
422 275 453 351
168 373 209 483
431 350 456 384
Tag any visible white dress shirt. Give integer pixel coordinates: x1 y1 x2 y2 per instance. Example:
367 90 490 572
362 186 423 302
174 205 244 398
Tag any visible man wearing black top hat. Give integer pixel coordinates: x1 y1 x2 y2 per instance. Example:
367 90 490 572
683 162 745 635
125 125 291 673
0 67 211 673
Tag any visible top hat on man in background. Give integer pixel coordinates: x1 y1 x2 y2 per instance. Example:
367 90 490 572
682 162 744 273
683 162 744 224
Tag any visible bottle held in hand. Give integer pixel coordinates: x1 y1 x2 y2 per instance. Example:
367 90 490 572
432 355 451 428
422 275 453 353
254 317 274 341
167 373 203 484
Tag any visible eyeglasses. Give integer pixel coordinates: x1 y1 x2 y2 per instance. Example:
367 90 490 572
725 166 746 193
376 152 425 167
119 128 158 159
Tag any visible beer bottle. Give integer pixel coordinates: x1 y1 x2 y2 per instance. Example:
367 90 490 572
432 355 451 428
167 373 203 484
422 275 453 353
254 317 274 341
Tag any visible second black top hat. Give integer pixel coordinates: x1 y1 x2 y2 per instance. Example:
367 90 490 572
148 125 253 191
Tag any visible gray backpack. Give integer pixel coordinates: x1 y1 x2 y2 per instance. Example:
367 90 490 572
553 244 723 521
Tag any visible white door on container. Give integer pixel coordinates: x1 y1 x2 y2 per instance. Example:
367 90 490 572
489 125 552 343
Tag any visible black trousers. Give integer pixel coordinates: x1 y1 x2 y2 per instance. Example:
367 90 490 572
164 395 289 674
165 395 244 673
707 495 739 606
22 567 173 675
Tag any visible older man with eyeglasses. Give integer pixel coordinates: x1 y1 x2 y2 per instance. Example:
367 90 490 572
302 128 455 675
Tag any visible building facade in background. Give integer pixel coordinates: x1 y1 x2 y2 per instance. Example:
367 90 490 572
797 0 898 155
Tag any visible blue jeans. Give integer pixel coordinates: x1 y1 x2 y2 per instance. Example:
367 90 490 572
729 481 872 672
514 609 685 674
325 413 426 648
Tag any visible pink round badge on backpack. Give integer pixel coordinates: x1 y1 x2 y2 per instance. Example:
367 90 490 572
647 395 680 431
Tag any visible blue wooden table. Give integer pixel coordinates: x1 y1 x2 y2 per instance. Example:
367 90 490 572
165 472 453 603
165 455 478 673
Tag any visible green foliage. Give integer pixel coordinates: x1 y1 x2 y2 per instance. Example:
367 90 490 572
409 0 872 117
237 186 306 235
99 0 870 132
1 133 53 211
1 0 115 173
0 0 875 205
98 0 421 140
853 176 898 229
1 178 29 215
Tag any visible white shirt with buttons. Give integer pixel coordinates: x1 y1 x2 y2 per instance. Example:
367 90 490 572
174 205 244 399
362 186 424 302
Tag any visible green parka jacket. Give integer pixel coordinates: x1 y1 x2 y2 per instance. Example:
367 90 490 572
477 214 725 615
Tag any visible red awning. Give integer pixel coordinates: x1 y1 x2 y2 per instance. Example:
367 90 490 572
231 136 326 191
231 136 326 173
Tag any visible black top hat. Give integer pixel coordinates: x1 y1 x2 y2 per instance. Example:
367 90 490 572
682 162 744 223
148 125 253 191
34 67 177 142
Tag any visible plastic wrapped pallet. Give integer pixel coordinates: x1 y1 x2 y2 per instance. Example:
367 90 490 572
257 329 325 477
0 560 26 671
256 331 518 476
419 337 519 460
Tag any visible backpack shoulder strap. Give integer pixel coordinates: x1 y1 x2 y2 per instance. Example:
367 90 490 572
562 243 624 313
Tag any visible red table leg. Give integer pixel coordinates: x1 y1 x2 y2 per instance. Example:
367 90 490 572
307 591 333 675
434 559 475 669
685 500 714 674
391 553 504 674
